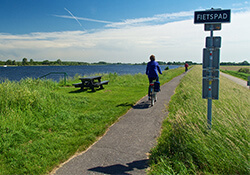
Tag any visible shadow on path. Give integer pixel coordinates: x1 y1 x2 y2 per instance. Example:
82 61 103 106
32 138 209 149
132 100 151 109
88 159 148 175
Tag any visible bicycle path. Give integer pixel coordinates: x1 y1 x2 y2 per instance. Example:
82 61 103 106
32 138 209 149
52 72 186 175
220 72 248 88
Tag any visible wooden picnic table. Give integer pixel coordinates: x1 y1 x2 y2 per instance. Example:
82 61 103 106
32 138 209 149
73 75 109 91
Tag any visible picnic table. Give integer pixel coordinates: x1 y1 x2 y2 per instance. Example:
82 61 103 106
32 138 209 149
73 75 109 91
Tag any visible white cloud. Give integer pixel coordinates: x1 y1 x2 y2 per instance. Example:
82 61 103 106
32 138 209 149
0 10 250 63
105 10 194 28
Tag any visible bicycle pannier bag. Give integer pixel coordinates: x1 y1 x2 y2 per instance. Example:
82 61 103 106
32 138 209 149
154 81 160 92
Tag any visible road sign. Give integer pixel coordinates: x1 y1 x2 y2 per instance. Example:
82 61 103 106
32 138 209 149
248 76 250 86
203 69 220 78
205 23 221 31
206 37 221 48
194 9 231 24
202 78 219 100
203 48 220 69
195 8 231 129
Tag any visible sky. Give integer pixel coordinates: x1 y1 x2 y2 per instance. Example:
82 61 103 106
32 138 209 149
0 0 250 63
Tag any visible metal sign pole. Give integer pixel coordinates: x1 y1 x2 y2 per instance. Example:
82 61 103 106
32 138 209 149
207 25 214 129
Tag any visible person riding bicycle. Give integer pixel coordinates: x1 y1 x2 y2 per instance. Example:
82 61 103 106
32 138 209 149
185 62 189 72
146 55 162 100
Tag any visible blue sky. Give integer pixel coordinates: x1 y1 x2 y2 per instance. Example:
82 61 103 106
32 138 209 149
0 0 250 63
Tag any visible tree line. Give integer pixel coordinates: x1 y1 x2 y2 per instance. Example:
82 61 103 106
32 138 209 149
0 58 90 66
0 58 249 66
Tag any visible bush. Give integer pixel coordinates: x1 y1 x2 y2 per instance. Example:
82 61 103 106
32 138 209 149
238 68 250 74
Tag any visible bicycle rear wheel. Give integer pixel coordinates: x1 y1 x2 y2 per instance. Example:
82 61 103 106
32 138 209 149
151 91 155 106
154 92 157 102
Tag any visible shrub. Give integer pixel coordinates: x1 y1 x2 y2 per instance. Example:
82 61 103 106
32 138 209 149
238 68 249 74
165 66 169 70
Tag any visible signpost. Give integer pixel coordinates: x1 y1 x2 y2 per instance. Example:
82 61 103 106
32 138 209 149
194 8 231 129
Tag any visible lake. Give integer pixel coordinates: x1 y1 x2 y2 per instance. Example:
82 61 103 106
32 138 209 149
0 65 183 82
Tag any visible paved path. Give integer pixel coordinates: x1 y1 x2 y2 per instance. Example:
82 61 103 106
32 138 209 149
220 72 248 88
52 72 186 175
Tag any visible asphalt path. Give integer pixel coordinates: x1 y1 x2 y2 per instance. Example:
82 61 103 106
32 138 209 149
220 72 248 88
52 72 186 175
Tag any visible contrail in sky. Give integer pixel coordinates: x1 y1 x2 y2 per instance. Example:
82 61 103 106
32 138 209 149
64 8 86 30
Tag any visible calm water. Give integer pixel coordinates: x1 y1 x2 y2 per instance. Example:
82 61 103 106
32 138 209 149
0 65 183 82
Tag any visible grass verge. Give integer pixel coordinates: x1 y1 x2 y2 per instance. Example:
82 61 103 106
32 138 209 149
149 66 249 174
0 67 184 174
220 66 250 81
220 70 249 81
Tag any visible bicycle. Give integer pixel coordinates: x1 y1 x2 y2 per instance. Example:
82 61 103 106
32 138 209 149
149 80 160 106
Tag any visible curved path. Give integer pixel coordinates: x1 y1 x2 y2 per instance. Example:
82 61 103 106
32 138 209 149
52 72 186 175
220 72 248 88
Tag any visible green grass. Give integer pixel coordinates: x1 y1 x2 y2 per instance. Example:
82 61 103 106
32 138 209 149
0 67 184 174
220 66 250 81
149 66 249 174
220 69 250 81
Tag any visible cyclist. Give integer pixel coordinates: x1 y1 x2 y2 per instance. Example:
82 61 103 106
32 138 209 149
146 55 162 100
185 62 189 72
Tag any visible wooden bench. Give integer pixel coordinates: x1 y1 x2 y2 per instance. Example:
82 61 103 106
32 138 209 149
72 82 83 88
93 80 109 88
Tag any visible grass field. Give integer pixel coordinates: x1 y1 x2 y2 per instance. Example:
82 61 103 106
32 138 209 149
220 66 250 71
0 67 184 174
220 65 250 71
149 66 250 174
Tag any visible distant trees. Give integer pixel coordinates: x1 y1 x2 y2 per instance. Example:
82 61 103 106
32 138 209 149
157 61 167 65
22 58 28 65
241 61 249 65
30 59 34 65
6 60 13 65
166 61 199 65
220 60 249 66
56 59 62 65
42 60 50 65
5 60 17 65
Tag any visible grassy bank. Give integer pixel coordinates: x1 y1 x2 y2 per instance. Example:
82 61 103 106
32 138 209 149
0 67 184 174
149 66 249 174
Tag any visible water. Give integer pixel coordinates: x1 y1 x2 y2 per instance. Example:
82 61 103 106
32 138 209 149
0 65 183 82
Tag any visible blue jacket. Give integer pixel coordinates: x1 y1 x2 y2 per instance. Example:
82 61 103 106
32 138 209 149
146 61 162 78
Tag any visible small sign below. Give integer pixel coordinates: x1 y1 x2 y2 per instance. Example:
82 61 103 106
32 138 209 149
205 23 221 31
194 9 231 24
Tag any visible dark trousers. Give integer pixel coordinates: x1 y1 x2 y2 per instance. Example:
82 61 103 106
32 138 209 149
148 77 158 96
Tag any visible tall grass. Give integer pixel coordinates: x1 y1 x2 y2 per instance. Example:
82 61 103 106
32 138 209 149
0 67 184 174
149 66 249 174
